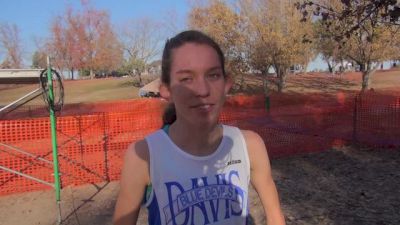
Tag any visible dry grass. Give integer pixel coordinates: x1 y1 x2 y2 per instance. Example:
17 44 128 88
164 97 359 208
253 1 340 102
0 69 399 107
0 77 140 106
233 69 400 95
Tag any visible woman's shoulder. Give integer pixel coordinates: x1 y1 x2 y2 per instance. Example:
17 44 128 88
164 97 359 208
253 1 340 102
239 129 264 143
121 139 151 187
125 139 150 165
221 125 264 148
125 128 165 161
239 129 268 155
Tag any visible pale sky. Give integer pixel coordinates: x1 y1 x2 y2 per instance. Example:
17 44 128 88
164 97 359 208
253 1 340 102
0 0 331 71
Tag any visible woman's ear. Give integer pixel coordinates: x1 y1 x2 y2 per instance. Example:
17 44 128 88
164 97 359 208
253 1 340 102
224 75 233 94
159 83 171 101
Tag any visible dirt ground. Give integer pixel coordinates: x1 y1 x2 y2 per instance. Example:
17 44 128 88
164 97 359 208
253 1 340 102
0 146 399 225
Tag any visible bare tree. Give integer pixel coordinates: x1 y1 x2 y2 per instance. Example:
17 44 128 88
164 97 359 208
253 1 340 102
0 23 23 68
162 9 182 34
119 18 163 86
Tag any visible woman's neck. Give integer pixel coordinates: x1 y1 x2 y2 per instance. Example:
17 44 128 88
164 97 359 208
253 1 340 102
168 120 223 156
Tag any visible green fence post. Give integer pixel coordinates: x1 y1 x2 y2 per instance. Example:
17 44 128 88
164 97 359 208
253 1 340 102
47 57 62 224
265 95 271 113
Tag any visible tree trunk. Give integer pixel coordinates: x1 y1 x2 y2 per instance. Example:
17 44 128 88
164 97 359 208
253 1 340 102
340 60 345 73
301 63 307 74
325 58 335 74
360 63 376 92
138 72 143 87
327 62 333 73
275 66 287 92
277 77 285 92
90 69 95 79
361 70 371 91
240 74 245 91
70 69 74 80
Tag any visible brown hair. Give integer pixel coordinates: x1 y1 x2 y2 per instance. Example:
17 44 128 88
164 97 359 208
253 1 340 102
161 30 226 126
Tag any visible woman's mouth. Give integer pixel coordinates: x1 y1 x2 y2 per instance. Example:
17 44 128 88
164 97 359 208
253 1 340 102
191 104 214 112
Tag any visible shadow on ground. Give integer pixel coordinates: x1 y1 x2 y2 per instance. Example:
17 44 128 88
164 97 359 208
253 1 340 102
1 146 399 225
273 146 400 225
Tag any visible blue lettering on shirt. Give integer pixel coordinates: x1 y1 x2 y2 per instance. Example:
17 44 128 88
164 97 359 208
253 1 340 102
163 170 246 225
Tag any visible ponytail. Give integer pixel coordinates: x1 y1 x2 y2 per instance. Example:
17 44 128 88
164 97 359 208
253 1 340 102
162 103 176 126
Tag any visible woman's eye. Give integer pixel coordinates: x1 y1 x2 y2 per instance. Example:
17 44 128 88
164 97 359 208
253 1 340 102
180 77 193 83
207 73 222 80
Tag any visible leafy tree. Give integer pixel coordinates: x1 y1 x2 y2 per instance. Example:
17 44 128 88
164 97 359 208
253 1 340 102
80 3 123 79
48 3 123 79
313 20 346 74
297 0 400 91
88 12 124 76
48 8 87 79
188 0 314 92
297 0 400 41
31 51 47 69
188 0 249 90
240 0 315 92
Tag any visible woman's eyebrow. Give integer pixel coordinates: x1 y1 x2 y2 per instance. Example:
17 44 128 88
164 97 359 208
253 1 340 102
206 66 222 73
175 69 194 74
175 66 222 74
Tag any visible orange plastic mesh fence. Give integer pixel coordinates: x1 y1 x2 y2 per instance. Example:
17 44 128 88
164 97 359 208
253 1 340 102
0 93 399 195
0 98 167 120
0 117 54 194
354 92 400 148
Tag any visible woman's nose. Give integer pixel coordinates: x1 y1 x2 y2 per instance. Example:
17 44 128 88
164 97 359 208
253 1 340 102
193 77 210 97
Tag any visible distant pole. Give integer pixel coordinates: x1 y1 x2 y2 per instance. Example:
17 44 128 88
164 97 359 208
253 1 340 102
263 76 271 113
265 95 271 113
352 95 358 145
47 56 62 224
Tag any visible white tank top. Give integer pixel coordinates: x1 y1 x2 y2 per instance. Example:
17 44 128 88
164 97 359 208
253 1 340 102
144 124 250 225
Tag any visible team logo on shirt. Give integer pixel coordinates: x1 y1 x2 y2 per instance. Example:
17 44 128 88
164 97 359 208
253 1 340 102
163 170 246 225
227 159 241 166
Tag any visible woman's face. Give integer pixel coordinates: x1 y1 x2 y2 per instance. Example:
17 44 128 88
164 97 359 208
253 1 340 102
161 43 231 126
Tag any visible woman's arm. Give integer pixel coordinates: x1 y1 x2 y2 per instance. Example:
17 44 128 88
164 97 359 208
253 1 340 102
113 140 150 225
242 130 286 225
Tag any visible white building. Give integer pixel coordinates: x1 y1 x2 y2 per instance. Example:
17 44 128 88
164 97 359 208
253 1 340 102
0 69 43 84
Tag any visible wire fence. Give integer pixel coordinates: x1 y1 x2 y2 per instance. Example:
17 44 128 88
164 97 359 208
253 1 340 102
0 92 399 195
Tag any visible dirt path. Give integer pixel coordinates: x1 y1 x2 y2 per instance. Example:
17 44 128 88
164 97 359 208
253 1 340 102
0 146 398 225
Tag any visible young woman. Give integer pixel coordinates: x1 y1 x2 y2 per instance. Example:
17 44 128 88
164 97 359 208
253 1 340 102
113 30 285 225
